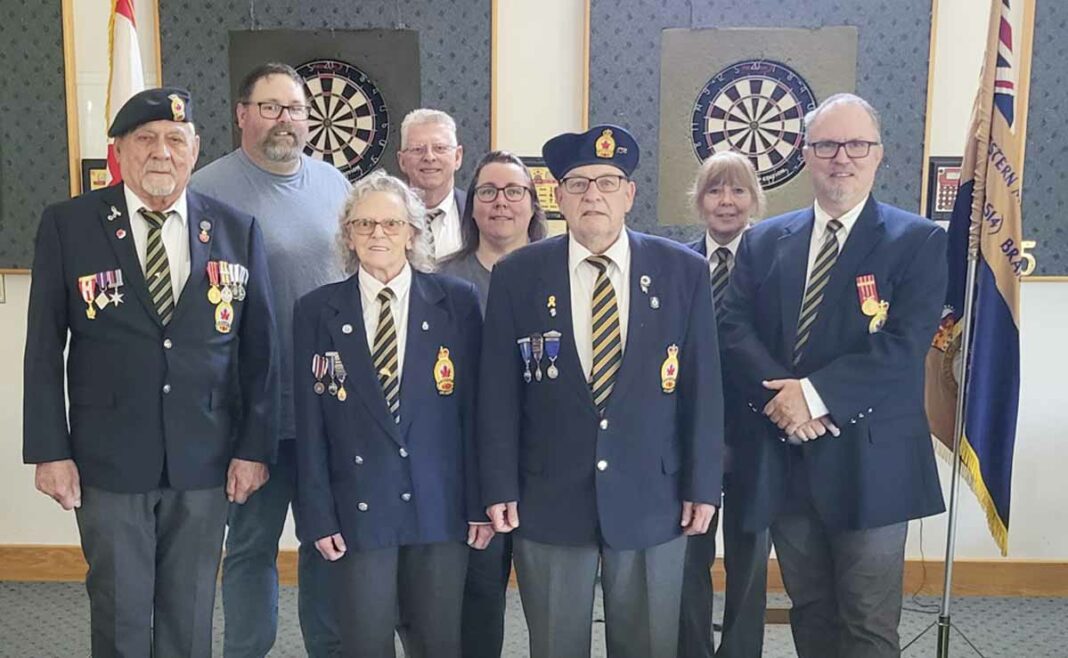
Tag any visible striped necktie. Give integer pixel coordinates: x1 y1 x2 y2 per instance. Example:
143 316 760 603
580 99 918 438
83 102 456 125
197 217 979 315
139 209 175 325
587 255 622 415
710 247 732 317
372 288 401 422
426 208 444 259
793 219 843 366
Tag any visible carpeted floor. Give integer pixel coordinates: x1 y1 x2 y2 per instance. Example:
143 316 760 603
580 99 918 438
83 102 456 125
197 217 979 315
1 581 1064 657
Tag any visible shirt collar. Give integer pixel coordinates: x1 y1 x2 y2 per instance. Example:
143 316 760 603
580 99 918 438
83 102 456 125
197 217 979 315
704 225 747 260
568 228 631 275
429 189 457 215
123 184 189 227
358 262 413 304
813 195 868 240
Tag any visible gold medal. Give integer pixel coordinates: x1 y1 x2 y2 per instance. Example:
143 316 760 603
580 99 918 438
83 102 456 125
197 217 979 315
861 297 880 316
434 346 455 396
337 386 347 402
208 286 222 305
660 344 679 393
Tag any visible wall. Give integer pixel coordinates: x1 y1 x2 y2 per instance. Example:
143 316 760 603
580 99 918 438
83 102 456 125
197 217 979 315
1 0 1066 564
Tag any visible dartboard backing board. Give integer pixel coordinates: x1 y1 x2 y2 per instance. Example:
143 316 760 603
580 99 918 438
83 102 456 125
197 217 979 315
691 60 818 190
296 59 390 182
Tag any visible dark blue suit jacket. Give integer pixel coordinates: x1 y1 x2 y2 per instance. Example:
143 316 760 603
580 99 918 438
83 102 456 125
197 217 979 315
293 271 483 551
478 230 723 551
23 184 279 492
720 198 947 532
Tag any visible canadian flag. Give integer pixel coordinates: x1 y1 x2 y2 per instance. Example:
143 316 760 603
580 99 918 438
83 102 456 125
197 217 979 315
105 0 145 185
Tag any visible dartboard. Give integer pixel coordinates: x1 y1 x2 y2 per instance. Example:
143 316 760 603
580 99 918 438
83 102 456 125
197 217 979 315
691 60 817 190
295 59 390 182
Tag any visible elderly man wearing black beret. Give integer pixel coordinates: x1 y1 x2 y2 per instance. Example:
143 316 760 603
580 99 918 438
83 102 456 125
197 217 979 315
477 125 725 658
23 87 279 658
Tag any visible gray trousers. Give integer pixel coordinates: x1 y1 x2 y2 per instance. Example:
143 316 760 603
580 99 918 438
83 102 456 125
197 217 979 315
678 508 771 658
75 485 229 658
328 541 468 658
514 534 687 658
771 511 908 658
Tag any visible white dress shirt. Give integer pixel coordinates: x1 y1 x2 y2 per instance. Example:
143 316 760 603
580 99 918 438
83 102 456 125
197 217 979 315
428 191 462 260
359 263 413 385
124 186 191 301
704 228 746 276
800 196 869 419
568 230 631 380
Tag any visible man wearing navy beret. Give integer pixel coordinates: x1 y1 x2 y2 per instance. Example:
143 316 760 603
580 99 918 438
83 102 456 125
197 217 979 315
23 87 279 657
477 124 724 657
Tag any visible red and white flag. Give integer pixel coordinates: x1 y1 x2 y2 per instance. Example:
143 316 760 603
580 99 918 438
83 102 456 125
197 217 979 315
106 0 145 184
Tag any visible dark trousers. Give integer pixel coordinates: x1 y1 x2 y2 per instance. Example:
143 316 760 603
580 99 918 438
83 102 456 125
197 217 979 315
514 534 687 658
222 439 339 658
679 510 719 658
329 541 469 658
772 511 908 658
75 485 228 658
717 501 771 658
461 532 513 658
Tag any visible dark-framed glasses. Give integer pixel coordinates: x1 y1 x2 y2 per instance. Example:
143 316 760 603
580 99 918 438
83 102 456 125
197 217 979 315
560 174 627 194
401 143 458 157
474 184 530 203
345 218 409 236
242 101 310 121
807 140 881 159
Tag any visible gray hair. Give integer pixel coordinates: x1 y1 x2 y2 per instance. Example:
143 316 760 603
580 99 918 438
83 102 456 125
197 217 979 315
336 171 436 275
400 108 458 148
688 150 767 221
803 93 883 143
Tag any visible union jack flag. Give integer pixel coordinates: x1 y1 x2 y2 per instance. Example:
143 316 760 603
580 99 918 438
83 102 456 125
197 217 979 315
994 0 1017 127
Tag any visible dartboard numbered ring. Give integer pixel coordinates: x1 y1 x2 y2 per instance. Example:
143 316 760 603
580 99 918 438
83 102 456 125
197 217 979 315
296 59 390 182
691 60 817 190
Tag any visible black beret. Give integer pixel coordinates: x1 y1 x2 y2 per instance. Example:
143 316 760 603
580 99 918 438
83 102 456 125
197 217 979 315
108 87 194 137
542 124 640 180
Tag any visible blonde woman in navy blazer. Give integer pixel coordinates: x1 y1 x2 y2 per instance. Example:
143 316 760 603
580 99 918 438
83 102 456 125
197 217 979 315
293 171 491 658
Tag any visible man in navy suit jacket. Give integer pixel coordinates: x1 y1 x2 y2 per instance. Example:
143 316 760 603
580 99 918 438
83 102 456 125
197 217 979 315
23 88 278 658
479 125 723 658
720 94 947 658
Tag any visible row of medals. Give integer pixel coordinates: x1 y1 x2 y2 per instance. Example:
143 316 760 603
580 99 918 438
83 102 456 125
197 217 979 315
517 330 562 383
312 352 348 401
206 261 248 333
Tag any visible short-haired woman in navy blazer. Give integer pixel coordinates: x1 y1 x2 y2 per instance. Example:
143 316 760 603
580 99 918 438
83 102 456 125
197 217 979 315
293 171 492 657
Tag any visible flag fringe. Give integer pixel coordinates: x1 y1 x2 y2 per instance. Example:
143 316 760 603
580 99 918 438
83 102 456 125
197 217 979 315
934 435 1009 556
104 0 118 123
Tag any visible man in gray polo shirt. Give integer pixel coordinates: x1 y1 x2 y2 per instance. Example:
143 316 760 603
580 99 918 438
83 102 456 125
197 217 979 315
191 61 350 658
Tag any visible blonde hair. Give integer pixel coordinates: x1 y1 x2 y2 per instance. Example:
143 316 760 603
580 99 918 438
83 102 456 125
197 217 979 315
400 108 457 148
336 171 436 275
689 150 767 221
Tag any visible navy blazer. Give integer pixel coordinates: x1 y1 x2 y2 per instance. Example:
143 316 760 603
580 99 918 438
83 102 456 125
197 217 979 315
478 230 723 551
23 184 279 493
720 198 947 532
293 271 483 551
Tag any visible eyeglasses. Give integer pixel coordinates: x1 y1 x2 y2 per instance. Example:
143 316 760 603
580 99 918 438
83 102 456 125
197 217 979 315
474 184 530 203
400 144 458 157
806 140 881 159
559 175 627 194
345 218 410 236
242 101 310 121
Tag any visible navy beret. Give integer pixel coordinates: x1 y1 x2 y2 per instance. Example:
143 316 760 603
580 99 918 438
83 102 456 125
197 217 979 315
542 124 640 180
108 87 194 137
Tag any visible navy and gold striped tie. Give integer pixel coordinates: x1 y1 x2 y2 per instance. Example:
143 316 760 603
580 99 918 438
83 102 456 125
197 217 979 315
140 209 175 325
587 256 622 414
793 219 843 365
710 247 732 317
372 288 401 422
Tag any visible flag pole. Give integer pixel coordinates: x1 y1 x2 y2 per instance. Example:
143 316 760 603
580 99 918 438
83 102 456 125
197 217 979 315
936 236 979 658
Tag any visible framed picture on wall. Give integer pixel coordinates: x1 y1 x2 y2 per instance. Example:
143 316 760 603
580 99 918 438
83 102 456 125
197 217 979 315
81 159 108 193
926 156 963 221
521 156 561 221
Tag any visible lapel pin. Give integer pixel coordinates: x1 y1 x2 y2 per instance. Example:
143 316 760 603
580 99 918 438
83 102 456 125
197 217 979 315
650 296 660 310
421 321 429 331
115 228 127 240
342 323 353 334
639 274 651 294
547 295 557 317
107 206 121 222
199 220 211 243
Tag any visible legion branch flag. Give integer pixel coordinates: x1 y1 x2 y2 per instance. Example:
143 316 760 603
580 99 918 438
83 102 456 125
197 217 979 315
106 0 145 184
925 0 1035 556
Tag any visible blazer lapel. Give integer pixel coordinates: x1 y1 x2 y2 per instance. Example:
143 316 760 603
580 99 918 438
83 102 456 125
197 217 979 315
325 277 402 444
777 210 814 358
537 236 597 415
170 191 211 325
396 272 448 442
603 230 657 410
97 185 162 327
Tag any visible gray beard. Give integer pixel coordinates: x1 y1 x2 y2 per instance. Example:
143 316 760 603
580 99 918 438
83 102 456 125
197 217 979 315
262 138 302 163
142 179 176 197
